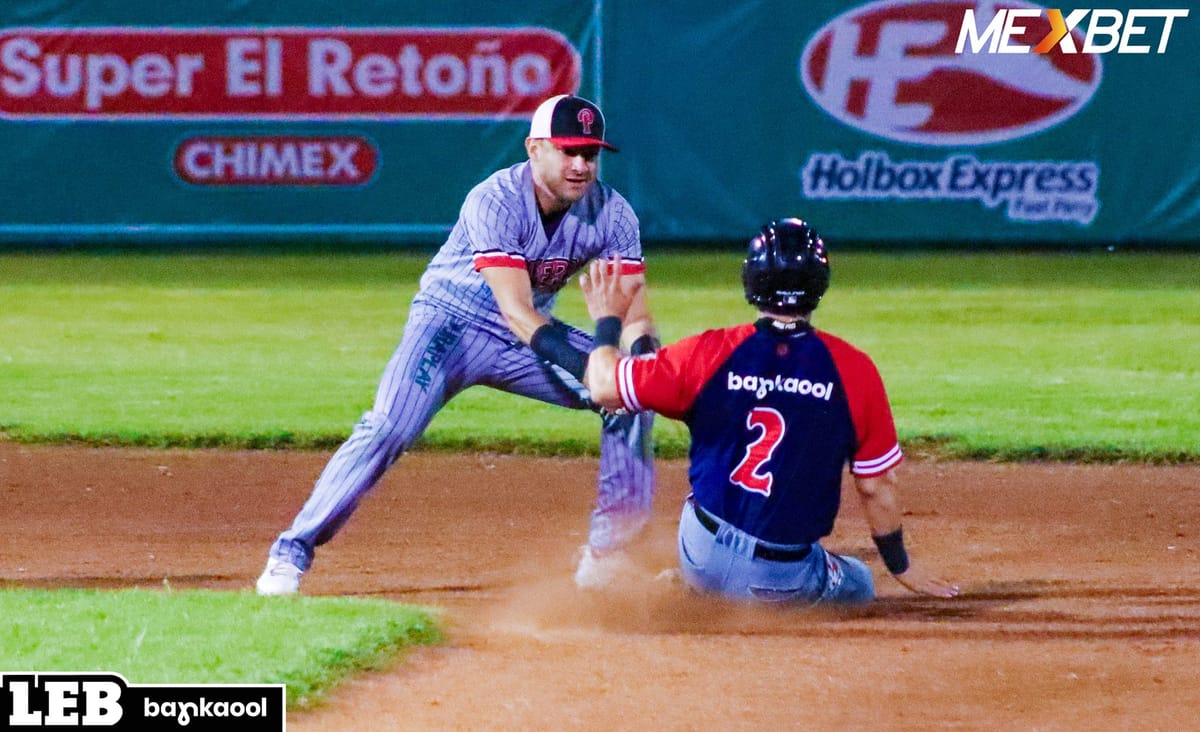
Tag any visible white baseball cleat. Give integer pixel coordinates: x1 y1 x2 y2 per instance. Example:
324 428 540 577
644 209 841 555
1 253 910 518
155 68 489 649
256 557 303 596
574 545 637 590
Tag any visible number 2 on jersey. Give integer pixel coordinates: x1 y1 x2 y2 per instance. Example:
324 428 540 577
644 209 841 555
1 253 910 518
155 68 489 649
729 407 786 497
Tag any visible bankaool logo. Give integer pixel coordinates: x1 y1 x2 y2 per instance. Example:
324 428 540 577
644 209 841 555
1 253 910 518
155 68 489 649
800 0 1102 146
957 7 1188 54
727 372 834 401
0 26 580 119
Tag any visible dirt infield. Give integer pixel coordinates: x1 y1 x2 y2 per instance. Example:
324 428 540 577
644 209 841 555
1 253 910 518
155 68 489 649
2 442 1197 730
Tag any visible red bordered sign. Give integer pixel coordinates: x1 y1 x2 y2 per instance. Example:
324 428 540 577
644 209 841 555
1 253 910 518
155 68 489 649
174 135 379 186
0 26 581 119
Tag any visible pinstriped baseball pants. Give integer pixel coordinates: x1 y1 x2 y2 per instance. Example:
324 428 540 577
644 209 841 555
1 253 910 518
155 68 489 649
269 302 655 571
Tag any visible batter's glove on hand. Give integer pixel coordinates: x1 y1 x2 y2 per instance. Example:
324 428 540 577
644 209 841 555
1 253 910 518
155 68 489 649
630 334 660 355
588 400 629 420
589 401 633 432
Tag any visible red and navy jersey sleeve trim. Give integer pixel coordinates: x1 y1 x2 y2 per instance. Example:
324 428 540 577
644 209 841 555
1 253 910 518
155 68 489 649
816 330 904 477
617 257 646 275
472 250 527 271
616 356 641 411
853 442 903 477
615 323 757 419
593 256 646 277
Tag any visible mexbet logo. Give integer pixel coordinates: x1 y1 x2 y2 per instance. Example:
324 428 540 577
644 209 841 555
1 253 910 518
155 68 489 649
957 8 1188 54
800 0 1101 146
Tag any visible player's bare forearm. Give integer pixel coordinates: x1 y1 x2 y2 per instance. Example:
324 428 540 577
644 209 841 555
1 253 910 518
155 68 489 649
480 265 550 344
855 471 959 598
583 346 622 409
619 276 655 347
578 258 631 408
853 472 904 537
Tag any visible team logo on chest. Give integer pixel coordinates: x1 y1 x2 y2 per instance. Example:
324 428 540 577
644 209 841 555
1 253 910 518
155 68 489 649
528 257 582 291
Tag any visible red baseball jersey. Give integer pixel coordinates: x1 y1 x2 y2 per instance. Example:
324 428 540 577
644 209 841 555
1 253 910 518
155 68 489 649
612 319 902 544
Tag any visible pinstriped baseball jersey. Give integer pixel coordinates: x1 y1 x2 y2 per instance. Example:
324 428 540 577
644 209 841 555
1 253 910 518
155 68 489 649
264 155 656 574
416 161 646 340
612 318 902 545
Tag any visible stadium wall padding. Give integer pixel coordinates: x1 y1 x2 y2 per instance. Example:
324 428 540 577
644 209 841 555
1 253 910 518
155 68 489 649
1 1 1196 247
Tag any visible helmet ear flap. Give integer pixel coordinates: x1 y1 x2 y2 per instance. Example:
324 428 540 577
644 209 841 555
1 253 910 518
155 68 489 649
742 219 830 315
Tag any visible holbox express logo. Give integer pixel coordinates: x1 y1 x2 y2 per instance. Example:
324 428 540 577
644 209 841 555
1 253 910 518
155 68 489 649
797 0 1104 226
800 0 1101 146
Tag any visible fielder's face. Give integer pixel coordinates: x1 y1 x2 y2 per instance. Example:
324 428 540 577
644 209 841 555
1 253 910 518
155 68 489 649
527 139 600 214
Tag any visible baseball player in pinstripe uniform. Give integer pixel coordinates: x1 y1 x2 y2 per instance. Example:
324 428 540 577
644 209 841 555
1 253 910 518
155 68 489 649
257 94 657 595
580 219 958 604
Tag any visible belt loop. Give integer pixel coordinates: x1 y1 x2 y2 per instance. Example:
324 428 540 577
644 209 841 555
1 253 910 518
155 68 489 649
691 500 812 562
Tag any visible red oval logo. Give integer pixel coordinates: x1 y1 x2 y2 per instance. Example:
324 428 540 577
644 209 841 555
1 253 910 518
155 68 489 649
0 26 580 119
800 1 1101 146
174 135 378 186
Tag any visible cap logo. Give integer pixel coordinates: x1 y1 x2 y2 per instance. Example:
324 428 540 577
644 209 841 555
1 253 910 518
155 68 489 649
576 108 595 134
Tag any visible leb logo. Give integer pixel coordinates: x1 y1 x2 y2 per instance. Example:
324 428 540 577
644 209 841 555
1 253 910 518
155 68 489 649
0 673 285 730
2 674 123 726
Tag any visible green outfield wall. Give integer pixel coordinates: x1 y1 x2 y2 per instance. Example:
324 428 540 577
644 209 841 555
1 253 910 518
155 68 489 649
1 1 1196 246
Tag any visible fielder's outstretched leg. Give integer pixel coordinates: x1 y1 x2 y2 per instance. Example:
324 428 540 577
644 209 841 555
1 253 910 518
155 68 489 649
268 407 427 572
487 321 657 587
559 322 656 555
257 305 481 595
590 407 655 553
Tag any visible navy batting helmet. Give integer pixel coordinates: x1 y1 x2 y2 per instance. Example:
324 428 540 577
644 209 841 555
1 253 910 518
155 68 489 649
742 218 830 315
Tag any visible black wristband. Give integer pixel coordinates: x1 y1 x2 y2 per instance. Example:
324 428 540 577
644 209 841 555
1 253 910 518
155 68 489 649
630 333 660 355
530 323 588 380
594 316 622 348
872 528 910 575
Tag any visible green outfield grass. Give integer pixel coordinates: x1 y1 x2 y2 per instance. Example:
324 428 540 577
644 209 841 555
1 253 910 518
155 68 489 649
0 588 441 709
1 248 1197 707
1 249 1198 461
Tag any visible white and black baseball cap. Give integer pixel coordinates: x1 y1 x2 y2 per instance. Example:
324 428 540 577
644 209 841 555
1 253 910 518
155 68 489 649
528 94 618 152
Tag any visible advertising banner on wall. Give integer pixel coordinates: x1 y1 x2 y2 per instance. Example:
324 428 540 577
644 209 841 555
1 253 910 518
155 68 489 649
1 1 1196 246
0 1 598 243
602 0 1198 245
